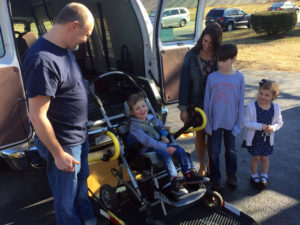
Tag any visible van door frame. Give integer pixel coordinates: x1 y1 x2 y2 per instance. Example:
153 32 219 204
153 0 206 104
0 0 33 150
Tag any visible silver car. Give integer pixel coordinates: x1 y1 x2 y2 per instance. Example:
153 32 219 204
149 7 190 28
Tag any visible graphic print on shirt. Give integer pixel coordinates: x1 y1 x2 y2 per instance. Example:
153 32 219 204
214 82 237 104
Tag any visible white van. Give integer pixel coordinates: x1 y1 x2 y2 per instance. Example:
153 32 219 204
0 0 205 170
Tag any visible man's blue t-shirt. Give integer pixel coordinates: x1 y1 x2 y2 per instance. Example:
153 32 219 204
22 37 88 146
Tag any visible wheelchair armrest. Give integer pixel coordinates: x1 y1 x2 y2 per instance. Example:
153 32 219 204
140 152 161 168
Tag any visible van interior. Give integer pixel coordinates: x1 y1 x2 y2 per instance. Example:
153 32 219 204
10 0 157 124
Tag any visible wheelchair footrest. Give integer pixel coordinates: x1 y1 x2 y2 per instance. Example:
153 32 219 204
173 188 206 207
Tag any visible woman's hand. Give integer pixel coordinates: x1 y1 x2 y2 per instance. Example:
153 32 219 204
166 146 176 155
180 111 188 124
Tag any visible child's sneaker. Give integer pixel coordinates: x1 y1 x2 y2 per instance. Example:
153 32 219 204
171 177 188 197
184 168 210 184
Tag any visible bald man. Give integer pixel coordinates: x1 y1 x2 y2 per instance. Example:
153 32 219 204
22 3 97 225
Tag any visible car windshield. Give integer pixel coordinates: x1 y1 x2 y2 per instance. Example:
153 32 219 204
207 10 224 17
272 2 284 7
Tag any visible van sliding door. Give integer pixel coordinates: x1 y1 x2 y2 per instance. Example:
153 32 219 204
153 0 205 104
0 1 32 150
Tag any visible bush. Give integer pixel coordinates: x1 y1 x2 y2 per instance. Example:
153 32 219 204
251 11 297 35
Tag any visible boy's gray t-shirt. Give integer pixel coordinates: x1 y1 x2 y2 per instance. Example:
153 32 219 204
204 70 245 136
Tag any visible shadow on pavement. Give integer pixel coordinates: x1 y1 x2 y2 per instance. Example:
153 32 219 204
0 167 55 225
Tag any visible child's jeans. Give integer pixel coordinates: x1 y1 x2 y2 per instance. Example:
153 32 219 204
208 128 237 182
146 145 195 179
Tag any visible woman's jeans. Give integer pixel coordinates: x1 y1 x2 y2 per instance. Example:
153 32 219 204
147 144 194 179
208 129 237 182
35 138 96 225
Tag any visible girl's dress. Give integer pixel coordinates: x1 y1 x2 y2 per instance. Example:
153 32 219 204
247 101 274 156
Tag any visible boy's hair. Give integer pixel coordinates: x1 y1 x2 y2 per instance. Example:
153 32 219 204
217 43 238 61
127 92 145 110
258 79 280 99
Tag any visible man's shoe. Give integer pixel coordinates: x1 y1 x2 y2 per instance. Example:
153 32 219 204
171 177 188 197
227 174 237 188
185 168 210 184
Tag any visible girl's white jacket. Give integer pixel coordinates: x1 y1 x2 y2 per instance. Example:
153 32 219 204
243 101 283 146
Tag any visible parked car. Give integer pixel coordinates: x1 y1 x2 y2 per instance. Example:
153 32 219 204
149 7 190 28
268 1 299 13
205 8 251 32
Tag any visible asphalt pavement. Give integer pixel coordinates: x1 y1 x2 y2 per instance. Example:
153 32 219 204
167 70 300 225
0 70 300 225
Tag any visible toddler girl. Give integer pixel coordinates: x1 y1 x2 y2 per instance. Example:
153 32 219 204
243 79 283 188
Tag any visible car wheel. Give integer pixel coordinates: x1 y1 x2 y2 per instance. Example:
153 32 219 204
226 23 234 32
180 19 187 27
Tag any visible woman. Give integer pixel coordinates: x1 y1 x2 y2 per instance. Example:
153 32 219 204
178 23 222 176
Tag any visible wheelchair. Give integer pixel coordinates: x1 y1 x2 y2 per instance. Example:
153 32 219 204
86 71 223 225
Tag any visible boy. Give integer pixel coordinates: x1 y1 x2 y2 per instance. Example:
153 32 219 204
204 44 245 191
128 93 209 197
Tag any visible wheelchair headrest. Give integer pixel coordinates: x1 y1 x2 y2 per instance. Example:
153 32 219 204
124 101 131 118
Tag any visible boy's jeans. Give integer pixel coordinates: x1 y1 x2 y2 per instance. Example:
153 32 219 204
35 138 97 225
147 145 195 179
208 129 237 182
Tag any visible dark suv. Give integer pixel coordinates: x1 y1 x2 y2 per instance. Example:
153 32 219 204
205 8 251 32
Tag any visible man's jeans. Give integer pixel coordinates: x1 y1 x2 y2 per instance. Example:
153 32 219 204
147 145 194 179
208 129 237 182
35 138 96 225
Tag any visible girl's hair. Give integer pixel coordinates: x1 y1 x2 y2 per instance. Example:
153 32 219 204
258 79 280 99
127 92 145 110
195 22 222 56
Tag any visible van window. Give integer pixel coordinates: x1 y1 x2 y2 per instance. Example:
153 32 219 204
14 23 26 35
0 29 4 57
160 0 197 43
43 21 53 32
30 22 39 37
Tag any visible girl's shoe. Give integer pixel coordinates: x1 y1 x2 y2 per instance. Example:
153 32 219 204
260 176 268 188
250 176 260 188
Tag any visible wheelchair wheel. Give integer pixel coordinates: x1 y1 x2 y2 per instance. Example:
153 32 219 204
202 190 223 209
99 184 119 212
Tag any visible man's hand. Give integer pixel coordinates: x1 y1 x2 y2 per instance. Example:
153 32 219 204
166 146 176 155
180 111 188 124
54 152 80 172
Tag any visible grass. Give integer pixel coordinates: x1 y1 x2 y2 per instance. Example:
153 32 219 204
222 25 300 73
190 1 300 72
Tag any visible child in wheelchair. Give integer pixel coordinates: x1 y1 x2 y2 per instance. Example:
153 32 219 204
127 93 209 197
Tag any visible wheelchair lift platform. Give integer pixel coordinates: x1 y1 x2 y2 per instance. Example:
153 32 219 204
112 199 260 225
